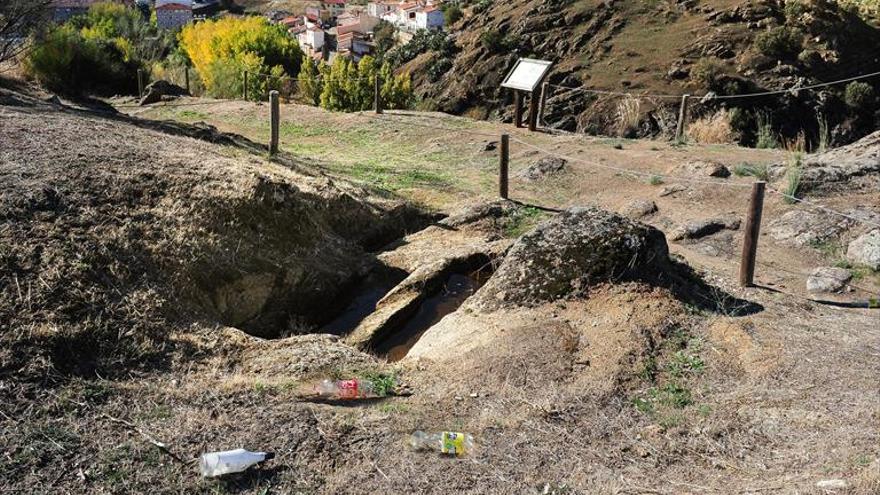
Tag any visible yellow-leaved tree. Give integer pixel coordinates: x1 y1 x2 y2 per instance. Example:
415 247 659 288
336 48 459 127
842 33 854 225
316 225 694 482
179 16 302 100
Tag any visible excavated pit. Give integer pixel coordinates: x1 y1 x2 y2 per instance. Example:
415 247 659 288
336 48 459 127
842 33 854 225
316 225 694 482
373 265 493 361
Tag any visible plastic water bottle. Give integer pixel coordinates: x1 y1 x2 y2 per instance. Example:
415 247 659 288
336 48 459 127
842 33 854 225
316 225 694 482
199 449 274 477
409 431 474 457
313 378 377 400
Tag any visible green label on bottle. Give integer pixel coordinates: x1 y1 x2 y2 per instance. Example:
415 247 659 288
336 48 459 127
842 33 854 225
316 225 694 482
441 431 465 455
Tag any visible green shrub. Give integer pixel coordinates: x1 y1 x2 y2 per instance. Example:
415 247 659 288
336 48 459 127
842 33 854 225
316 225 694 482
25 2 167 95
844 81 875 111
444 5 463 24
733 162 771 180
755 26 803 59
755 111 777 149
783 0 809 22
26 24 138 94
317 56 412 112
690 57 724 90
480 29 505 52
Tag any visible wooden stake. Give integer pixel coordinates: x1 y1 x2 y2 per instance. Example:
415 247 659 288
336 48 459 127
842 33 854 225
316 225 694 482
674 94 690 142
538 81 550 128
739 181 766 287
137 69 144 99
243 70 249 101
499 134 509 199
528 90 539 132
269 90 280 155
514 91 524 128
374 76 383 114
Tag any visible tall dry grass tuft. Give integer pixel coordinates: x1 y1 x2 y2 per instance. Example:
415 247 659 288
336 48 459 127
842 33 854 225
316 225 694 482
615 97 640 137
686 109 739 144
816 112 830 153
782 132 805 204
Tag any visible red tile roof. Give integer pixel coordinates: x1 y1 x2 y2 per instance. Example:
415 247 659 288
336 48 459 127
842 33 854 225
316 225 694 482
156 2 191 10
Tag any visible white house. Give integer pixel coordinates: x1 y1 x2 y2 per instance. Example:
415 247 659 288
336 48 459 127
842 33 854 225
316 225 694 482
414 6 443 30
297 26 325 53
367 1 397 18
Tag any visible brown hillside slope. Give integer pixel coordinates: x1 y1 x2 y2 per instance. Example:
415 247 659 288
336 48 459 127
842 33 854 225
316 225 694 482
412 0 880 145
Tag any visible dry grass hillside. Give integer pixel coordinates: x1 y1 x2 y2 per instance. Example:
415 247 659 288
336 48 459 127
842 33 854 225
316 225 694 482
407 0 880 145
1 85 879 494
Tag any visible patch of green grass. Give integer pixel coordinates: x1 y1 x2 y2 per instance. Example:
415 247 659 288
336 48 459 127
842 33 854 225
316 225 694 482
783 153 803 204
177 109 208 121
648 175 664 186
733 162 770 181
279 122 336 138
652 382 693 408
502 206 545 238
361 371 397 397
343 160 452 191
638 356 658 382
632 396 655 414
667 350 705 377
697 404 712 417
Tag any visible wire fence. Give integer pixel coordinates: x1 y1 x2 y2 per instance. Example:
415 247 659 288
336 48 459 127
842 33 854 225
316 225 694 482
114 66 880 304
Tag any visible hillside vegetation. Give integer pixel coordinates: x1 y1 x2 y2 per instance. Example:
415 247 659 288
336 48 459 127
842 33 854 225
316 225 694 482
409 0 880 147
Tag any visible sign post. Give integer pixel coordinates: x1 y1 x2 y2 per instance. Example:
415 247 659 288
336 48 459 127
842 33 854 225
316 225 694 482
501 58 553 132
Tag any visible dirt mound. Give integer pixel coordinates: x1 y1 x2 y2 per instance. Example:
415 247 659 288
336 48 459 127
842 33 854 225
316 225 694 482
0 95 426 377
470 206 670 310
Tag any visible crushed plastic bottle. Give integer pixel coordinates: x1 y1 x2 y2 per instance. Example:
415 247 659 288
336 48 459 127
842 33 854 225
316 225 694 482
313 378 377 400
199 449 274 478
409 431 474 457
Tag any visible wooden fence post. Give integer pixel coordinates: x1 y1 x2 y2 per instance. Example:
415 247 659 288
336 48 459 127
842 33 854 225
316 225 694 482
269 90 280 155
538 81 550 128
514 91 524 128
184 67 190 94
674 94 690 142
243 70 249 101
137 69 144 99
528 91 539 132
739 181 766 287
374 76 383 114
499 134 509 199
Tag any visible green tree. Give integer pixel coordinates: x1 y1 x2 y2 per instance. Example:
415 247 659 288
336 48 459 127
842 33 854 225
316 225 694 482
297 54 322 105
444 4 463 25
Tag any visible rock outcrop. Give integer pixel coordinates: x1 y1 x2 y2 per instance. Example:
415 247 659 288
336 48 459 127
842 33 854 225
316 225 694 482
847 230 880 270
471 207 670 309
806 267 852 293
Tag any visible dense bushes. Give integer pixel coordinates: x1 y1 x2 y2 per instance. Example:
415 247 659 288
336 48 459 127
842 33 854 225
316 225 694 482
298 55 413 112
844 81 876 111
25 2 165 95
755 26 803 59
179 16 302 100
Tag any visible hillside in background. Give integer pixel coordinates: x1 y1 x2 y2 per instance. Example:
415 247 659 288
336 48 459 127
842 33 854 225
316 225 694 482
404 0 880 146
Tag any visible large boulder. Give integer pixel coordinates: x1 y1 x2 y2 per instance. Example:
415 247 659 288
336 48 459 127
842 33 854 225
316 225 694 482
471 207 670 309
847 230 880 270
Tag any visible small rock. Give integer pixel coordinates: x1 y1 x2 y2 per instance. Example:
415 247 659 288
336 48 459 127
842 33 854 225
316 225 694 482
806 267 852 293
659 184 687 197
815 479 848 491
678 160 731 178
846 229 880 270
670 216 741 241
622 199 658 219
469 392 478 398
521 157 567 181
